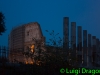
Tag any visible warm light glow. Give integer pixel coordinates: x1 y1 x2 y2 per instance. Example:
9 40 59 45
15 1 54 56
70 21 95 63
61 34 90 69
36 61 41 66
30 61 33 64
31 45 34 52
37 64 39 65
26 61 28 64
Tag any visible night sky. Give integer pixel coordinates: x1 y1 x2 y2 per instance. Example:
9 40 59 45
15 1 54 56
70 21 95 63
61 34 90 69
0 0 100 46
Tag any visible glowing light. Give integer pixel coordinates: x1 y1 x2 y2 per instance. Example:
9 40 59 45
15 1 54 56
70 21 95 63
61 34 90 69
30 61 33 64
36 61 41 66
31 45 34 52
26 61 28 64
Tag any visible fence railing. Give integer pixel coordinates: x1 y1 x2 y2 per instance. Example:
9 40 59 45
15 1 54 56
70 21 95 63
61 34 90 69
0 46 9 59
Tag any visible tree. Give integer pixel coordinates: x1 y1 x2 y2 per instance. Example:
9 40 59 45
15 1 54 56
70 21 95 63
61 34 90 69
45 30 63 47
45 30 79 68
44 30 69 66
0 12 6 35
23 37 46 65
22 30 78 68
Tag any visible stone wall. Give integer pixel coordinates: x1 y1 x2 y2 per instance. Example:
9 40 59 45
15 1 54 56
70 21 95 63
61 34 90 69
9 22 46 64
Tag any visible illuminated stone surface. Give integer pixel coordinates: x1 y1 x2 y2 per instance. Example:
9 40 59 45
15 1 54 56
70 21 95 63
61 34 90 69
8 22 46 64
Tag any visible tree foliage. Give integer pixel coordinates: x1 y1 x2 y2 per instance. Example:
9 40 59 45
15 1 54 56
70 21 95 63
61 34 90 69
45 30 79 67
23 30 78 68
0 12 6 35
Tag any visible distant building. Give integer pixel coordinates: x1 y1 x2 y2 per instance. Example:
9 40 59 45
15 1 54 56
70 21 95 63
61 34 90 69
8 22 46 64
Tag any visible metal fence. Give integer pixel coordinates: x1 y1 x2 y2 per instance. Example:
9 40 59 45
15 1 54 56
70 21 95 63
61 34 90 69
0 46 9 59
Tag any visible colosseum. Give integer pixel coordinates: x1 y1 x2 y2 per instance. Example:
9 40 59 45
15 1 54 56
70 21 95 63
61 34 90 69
8 22 46 64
